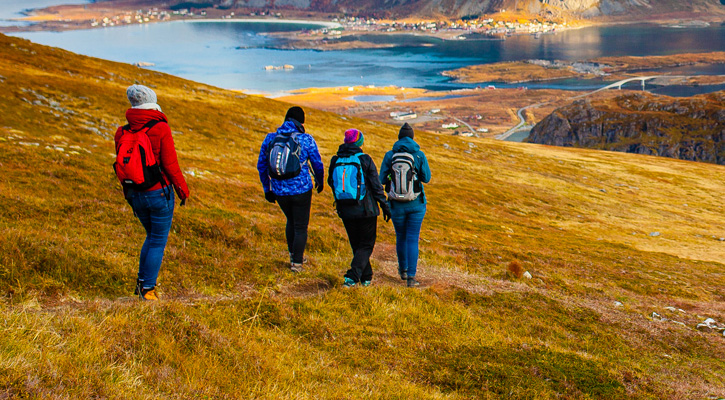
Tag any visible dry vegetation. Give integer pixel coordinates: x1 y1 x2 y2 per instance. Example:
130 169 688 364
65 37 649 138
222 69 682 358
443 62 578 84
1 33 724 399
595 51 725 71
277 85 618 137
444 52 725 84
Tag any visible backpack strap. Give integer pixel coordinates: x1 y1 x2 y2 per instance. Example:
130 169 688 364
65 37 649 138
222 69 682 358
122 119 161 134
139 120 161 132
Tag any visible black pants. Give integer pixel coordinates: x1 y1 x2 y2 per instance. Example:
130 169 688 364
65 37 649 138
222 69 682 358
342 216 377 283
277 190 312 264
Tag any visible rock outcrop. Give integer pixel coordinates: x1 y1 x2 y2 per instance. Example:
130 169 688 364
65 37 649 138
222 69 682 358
526 91 725 165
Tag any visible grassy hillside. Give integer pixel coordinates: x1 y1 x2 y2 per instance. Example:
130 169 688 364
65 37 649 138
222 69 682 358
0 33 724 399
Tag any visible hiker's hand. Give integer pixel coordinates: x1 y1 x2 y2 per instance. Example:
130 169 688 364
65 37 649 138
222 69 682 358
382 206 392 222
180 198 187 207
265 191 276 203
315 180 324 194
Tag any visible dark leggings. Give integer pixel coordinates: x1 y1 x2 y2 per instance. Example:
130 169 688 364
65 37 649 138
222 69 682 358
342 216 377 283
276 190 312 264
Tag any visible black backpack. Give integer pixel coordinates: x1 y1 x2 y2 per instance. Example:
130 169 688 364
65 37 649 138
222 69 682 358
267 132 302 180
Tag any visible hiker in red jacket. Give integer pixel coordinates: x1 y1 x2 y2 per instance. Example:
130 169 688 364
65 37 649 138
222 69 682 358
114 84 189 301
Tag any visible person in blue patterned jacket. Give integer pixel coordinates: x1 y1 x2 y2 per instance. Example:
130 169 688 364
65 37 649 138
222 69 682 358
257 106 325 272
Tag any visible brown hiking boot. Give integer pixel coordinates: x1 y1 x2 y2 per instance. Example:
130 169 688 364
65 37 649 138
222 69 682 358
407 278 420 288
140 287 159 301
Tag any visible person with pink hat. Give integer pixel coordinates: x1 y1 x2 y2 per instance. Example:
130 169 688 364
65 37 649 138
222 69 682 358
328 128 391 288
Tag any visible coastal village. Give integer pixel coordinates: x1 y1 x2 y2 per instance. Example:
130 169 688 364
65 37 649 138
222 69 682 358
325 15 570 39
13 3 571 40
89 7 170 28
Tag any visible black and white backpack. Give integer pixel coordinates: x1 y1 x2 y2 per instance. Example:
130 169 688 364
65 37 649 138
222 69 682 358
388 152 420 202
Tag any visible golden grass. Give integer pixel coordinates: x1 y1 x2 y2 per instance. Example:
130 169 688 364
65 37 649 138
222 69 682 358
443 62 578 84
277 85 603 138
444 52 725 84
0 33 724 399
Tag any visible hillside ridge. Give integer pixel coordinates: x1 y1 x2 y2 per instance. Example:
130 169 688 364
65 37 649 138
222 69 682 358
526 91 725 164
1 33 724 399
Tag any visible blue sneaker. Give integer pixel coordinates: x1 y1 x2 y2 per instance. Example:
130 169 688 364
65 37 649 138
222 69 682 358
342 277 356 288
361 280 372 287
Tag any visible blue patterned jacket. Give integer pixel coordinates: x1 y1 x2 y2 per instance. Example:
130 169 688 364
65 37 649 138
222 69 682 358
257 120 325 197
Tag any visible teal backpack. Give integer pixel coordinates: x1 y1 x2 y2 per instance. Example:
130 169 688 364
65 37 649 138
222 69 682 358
331 153 366 204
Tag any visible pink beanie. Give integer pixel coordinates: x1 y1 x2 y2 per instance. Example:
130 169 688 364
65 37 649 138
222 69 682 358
344 129 363 146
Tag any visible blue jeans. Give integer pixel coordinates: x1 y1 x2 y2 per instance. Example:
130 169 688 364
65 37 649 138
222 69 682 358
391 205 426 278
129 188 175 289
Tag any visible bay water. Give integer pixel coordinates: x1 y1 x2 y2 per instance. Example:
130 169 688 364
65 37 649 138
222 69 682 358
5 13 725 95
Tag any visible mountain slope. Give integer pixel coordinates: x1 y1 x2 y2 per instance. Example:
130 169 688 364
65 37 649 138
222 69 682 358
1 33 724 399
526 92 725 165
172 0 725 18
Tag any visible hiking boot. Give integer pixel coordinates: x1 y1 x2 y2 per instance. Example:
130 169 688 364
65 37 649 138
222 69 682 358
290 262 304 273
290 253 309 264
407 277 420 288
399 271 408 280
361 280 372 287
139 287 159 301
342 277 356 288
134 278 142 296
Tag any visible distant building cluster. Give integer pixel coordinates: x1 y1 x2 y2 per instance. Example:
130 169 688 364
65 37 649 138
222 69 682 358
90 8 170 27
387 107 492 136
322 16 569 38
88 5 568 39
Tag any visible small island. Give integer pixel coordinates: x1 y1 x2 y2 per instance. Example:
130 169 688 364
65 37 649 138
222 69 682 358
443 52 725 84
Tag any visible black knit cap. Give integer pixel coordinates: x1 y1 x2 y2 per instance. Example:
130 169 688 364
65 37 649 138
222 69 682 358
398 122 414 139
285 106 305 124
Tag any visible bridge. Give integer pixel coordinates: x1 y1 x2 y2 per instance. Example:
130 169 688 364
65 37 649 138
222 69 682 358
570 76 663 99
496 75 681 141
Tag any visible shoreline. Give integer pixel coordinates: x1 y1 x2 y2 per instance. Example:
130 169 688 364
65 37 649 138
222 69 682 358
0 1 585 40
185 18 341 29
3 1 722 53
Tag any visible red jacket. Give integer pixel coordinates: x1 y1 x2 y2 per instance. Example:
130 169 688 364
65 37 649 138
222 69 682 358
114 108 189 200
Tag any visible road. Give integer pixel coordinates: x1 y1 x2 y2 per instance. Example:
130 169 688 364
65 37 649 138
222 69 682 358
452 116 475 133
495 75 679 141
